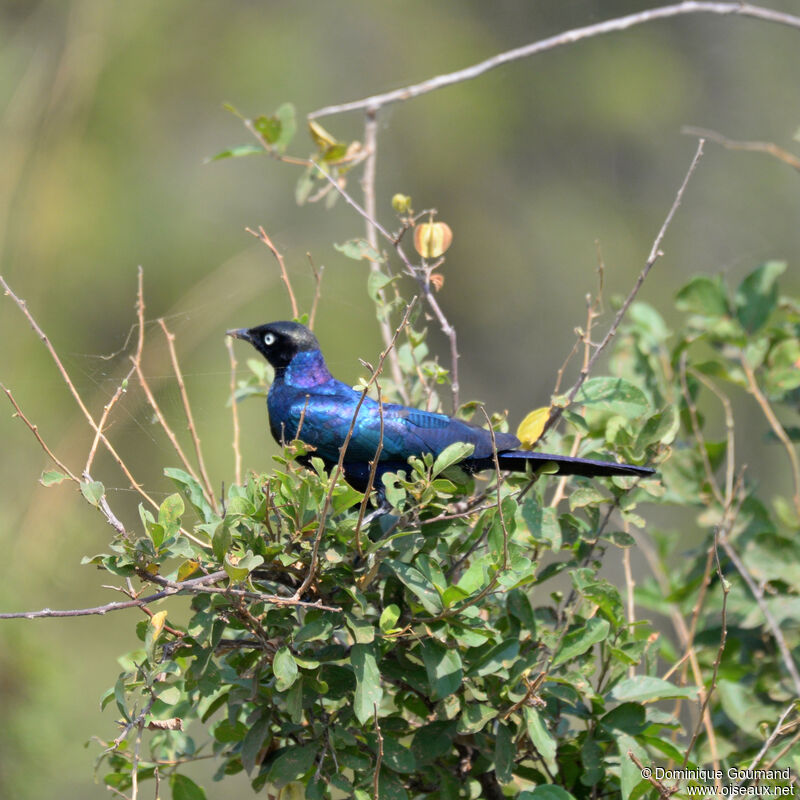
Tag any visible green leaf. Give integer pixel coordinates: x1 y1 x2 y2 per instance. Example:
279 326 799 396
205 144 263 162
379 604 401 632
223 550 263 582
274 103 297 152
384 560 442 614
254 114 281 144
574 377 650 418
267 744 317 788
521 494 562 550
735 260 786 333
367 270 396 302
158 493 184 526
170 774 207 800
457 702 497 734
80 479 105 507
607 675 695 703
524 706 556 769
273 646 299 692
421 640 462 700
495 721 514 783
717 679 776 735
351 644 382 725
675 275 729 316
334 238 384 263
551 617 610 667
165 467 215 522
40 470 67 486
432 442 474 477
599 702 646 734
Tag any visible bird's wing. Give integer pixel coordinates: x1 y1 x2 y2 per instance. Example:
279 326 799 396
276 386 519 464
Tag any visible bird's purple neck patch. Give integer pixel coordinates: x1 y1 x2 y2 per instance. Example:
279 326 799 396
284 349 333 388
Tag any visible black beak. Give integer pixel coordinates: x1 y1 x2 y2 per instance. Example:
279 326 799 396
226 328 251 342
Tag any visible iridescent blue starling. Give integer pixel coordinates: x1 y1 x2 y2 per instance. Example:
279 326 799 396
227 321 654 490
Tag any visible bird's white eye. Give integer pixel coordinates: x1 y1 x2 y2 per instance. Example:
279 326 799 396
263 332 276 346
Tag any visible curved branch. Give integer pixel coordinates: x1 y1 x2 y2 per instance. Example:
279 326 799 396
309 3 800 119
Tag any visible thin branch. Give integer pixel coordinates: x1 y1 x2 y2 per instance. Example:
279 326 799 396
246 225 299 319
292 299 418 601
627 750 676 799
543 138 705 436
241 125 461 411
85 268 145 474
306 251 325 330
719 534 800 695
1 273 159 513
683 125 800 172
354 382 385 555
679 353 725 506
0 569 341 620
2 383 79 482
132 285 204 492
308 3 800 119
742 701 800 776
739 352 800 517
158 318 218 514
682 527 729 767
225 337 242 485
361 108 408 402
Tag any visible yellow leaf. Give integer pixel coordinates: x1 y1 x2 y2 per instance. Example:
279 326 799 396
149 610 168 640
308 119 338 150
177 559 200 582
517 407 550 449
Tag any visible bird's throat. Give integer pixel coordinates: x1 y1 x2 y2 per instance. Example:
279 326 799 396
282 349 333 388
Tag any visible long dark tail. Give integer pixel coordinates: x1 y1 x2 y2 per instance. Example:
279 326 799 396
472 451 655 478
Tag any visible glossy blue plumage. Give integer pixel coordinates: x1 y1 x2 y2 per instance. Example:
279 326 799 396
227 320 655 489
267 349 518 464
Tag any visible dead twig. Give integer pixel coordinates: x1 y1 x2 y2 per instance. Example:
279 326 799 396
543 138 705 437
225 337 242 485
246 225 299 319
158 318 218 514
683 125 800 172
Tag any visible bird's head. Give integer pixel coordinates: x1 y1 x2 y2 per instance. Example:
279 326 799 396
227 321 320 369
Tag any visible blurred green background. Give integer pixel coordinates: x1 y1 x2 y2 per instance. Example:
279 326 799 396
1 1 799 796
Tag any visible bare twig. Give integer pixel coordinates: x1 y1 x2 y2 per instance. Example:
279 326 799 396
683 125 800 172
479 405 509 571
85 268 145 474
308 3 800 119
543 138 705 436
354 383 385 555
739 353 800 517
246 225 299 319
743 701 800 776
1 274 159 513
241 125 461 411
719 534 800 694
2 383 79 482
158 318 218 514
306 251 324 330
627 750 676 798
682 527 730 767
362 108 408 402
0 569 340 620
132 281 205 492
679 353 725 506
292 299 418 601
225 337 242 485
